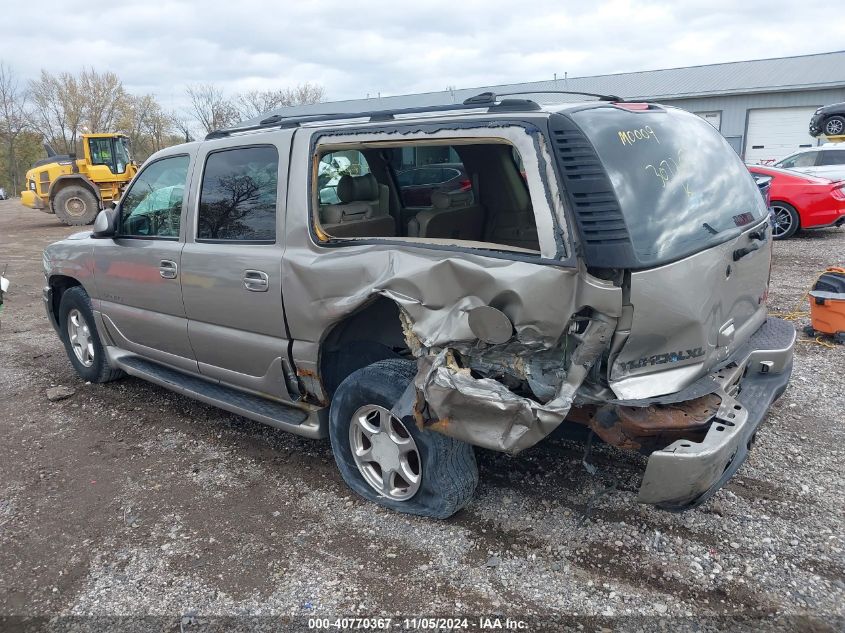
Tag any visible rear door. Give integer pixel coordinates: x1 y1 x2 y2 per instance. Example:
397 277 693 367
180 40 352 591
562 105 771 400
180 135 293 399
94 152 197 373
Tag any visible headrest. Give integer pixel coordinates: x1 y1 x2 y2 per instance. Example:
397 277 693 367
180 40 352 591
337 173 379 203
431 190 474 209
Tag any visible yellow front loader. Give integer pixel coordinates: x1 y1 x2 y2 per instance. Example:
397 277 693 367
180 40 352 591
20 133 137 225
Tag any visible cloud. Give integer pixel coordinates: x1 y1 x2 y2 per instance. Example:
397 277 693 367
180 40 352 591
1 0 840 109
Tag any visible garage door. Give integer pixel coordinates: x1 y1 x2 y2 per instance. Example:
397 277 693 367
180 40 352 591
744 107 820 164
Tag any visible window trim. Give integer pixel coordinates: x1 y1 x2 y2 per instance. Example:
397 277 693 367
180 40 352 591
194 143 280 245
819 150 845 166
115 153 191 241
307 123 572 266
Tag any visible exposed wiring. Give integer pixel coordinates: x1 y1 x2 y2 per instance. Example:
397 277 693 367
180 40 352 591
769 271 826 322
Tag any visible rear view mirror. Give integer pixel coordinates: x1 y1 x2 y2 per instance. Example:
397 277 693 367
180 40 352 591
92 208 118 238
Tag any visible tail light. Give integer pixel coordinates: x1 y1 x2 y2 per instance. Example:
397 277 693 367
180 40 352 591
831 182 845 201
458 178 472 191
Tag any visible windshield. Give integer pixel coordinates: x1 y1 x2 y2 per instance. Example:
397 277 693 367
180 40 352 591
570 106 767 267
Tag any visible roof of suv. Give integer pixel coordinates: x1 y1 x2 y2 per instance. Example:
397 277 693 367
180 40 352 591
204 91 626 141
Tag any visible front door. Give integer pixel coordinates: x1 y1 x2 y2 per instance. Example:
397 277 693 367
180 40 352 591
180 141 291 399
94 153 197 373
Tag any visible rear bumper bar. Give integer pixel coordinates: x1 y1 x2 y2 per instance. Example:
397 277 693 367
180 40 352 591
637 318 795 510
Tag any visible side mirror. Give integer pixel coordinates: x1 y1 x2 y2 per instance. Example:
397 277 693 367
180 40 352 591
92 208 118 238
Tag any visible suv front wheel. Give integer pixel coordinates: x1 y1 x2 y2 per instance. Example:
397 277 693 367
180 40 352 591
329 359 478 518
58 286 125 383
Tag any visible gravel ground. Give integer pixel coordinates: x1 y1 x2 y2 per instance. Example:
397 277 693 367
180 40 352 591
0 199 843 632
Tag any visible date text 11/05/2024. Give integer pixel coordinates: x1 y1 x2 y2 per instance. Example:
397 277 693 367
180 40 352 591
307 617 528 630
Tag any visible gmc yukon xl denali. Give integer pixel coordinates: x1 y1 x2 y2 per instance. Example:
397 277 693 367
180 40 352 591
42 92 795 518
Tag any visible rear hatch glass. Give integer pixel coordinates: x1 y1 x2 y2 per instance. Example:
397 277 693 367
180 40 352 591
569 105 767 267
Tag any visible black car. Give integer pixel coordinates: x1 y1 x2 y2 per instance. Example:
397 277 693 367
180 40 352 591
810 102 845 137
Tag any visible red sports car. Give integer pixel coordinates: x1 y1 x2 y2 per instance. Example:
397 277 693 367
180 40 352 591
747 165 845 239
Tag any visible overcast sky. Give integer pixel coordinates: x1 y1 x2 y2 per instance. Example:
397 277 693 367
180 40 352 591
1 0 841 109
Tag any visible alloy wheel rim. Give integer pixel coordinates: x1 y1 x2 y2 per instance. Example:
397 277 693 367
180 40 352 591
826 119 844 135
349 404 421 501
66 196 86 217
770 206 793 238
67 308 94 367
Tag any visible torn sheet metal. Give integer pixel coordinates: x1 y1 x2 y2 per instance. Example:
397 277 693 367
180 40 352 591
408 314 617 453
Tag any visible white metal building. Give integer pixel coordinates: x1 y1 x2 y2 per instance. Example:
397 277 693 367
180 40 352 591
252 51 845 164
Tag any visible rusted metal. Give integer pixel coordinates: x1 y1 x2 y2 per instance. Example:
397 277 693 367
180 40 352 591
567 393 722 452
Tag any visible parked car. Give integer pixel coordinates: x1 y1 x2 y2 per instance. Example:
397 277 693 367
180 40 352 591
809 102 845 137
773 145 845 179
0 187 7 200
43 95 795 518
747 165 845 239
395 163 471 207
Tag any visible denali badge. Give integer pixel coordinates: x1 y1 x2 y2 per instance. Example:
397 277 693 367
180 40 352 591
620 347 705 372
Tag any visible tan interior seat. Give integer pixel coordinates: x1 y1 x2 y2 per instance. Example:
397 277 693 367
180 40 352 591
406 190 484 241
321 174 395 238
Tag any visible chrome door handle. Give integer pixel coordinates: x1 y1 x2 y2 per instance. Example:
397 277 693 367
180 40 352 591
243 269 269 292
159 260 178 279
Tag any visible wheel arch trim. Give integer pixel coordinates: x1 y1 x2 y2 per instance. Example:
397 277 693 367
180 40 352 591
48 175 103 205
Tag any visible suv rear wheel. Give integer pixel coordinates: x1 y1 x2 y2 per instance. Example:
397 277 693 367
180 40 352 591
329 359 478 518
58 286 124 383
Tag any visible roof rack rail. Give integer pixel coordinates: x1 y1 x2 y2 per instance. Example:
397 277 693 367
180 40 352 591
463 90 623 104
204 96 544 140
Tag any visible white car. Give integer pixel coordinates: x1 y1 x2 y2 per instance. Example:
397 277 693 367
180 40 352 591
774 144 845 180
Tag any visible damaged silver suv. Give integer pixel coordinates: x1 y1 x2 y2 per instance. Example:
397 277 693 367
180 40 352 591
43 91 795 518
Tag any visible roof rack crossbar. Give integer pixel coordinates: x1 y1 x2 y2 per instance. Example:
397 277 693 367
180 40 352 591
205 96 544 140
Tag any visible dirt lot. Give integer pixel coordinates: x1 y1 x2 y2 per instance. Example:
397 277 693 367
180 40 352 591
1 199 843 632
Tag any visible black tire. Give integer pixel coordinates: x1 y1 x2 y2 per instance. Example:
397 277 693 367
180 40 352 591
58 286 124 383
823 115 845 137
770 201 800 240
53 185 100 226
329 359 478 519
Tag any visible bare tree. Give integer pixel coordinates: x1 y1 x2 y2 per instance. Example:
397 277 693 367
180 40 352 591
0 61 30 195
185 83 240 134
29 70 85 154
80 68 126 133
171 112 195 143
236 83 326 119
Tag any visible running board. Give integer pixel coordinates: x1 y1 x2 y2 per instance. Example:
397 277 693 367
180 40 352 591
114 354 326 439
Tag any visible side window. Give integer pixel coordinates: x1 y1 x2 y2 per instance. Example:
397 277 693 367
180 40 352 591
313 140 539 253
197 146 278 242
779 152 817 168
88 138 112 169
819 151 845 166
119 155 190 238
